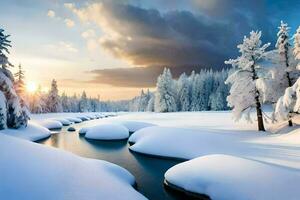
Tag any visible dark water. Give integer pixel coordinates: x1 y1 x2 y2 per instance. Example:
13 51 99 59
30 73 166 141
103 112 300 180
38 119 194 200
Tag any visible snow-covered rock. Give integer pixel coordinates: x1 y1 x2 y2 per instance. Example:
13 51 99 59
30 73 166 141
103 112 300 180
0 122 51 141
51 118 72 126
85 124 129 140
165 154 300 200
37 119 63 130
66 117 82 123
117 121 156 132
67 127 76 132
0 134 146 200
79 127 90 135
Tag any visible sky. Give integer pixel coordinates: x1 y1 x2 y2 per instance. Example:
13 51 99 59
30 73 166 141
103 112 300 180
0 0 300 100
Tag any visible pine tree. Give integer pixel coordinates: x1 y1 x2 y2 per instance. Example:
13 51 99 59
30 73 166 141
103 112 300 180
0 28 29 128
0 91 7 130
47 79 62 112
177 73 190 111
294 26 300 68
225 31 270 131
275 21 295 126
154 68 177 112
79 91 88 112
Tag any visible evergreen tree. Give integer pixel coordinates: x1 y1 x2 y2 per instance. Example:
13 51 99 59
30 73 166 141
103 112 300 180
0 91 7 130
79 91 88 112
0 28 29 128
47 79 62 112
177 73 190 111
294 26 300 68
275 21 295 126
154 68 177 112
225 31 270 131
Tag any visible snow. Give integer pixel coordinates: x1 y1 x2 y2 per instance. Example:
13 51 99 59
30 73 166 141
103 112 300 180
51 118 72 126
66 117 82 123
0 134 146 200
79 127 90 135
85 124 129 140
38 119 63 129
117 121 156 132
165 154 300 200
0 121 51 141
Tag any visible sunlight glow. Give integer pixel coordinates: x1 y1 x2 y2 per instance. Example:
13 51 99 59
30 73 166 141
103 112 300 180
26 82 38 93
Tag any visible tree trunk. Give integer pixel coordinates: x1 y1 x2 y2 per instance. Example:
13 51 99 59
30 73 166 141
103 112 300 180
285 50 293 126
255 95 265 131
250 59 265 131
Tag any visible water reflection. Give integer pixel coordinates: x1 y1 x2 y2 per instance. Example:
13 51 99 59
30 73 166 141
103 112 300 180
39 120 196 200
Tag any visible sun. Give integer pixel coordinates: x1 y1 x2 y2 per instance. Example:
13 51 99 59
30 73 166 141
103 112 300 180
26 82 38 93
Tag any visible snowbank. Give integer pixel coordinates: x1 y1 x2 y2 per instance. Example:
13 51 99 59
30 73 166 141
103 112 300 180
79 127 90 135
129 126 251 160
51 118 72 126
85 124 129 140
66 117 82 123
165 154 300 200
37 119 63 130
0 122 51 141
0 134 145 200
117 121 156 132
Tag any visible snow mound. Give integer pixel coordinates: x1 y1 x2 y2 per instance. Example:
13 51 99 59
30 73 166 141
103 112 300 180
0 134 146 200
0 122 51 141
129 126 243 159
85 124 129 140
37 119 63 130
78 116 90 121
165 154 300 200
79 127 90 135
66 117 82 123
117 121 156 132
51 118 72 126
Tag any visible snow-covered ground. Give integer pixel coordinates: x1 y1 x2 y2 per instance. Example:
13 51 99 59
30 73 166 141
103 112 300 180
2 111 300 200
165 154 300 200
0 134 146 200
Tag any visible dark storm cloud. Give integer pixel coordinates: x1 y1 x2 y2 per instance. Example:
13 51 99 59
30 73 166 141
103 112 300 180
87 65 208 87
73 0 299 87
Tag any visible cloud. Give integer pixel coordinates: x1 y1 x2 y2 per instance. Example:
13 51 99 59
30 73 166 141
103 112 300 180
47 10 56 18
64 18 75 28
46 41 78 53
87 65 208 87
66 1 276 69
81 29 96 39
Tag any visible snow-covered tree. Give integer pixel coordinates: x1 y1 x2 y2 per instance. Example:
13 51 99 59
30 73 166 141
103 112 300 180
61 92 71 112
209 70 229 110
154 68 177 112
0 28 29 128
225 31 270 131
190 73 205 111
275 78 300 121
0 91 6 129
47 79 62 112
294 26 300 68
79 91 88 112
177 73 190 111
146 92 155 112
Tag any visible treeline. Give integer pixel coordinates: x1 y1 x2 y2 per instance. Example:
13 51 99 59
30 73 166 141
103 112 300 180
128 69 230 112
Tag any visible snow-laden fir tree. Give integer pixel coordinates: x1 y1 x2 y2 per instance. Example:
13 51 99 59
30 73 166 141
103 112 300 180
154 68 177 112
294 26 300 68
275 78 300 120
0 28 29 128
61 92 71 112
190 73 204 111
0 91 7 129
209 70 229 110
177 73 190 111
79 91 88 112
47 79 62 112
146 92 155 112
273 21 298 126
225 31 270 131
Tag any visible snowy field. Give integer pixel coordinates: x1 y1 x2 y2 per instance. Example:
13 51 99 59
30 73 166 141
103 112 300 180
1 111 300 200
